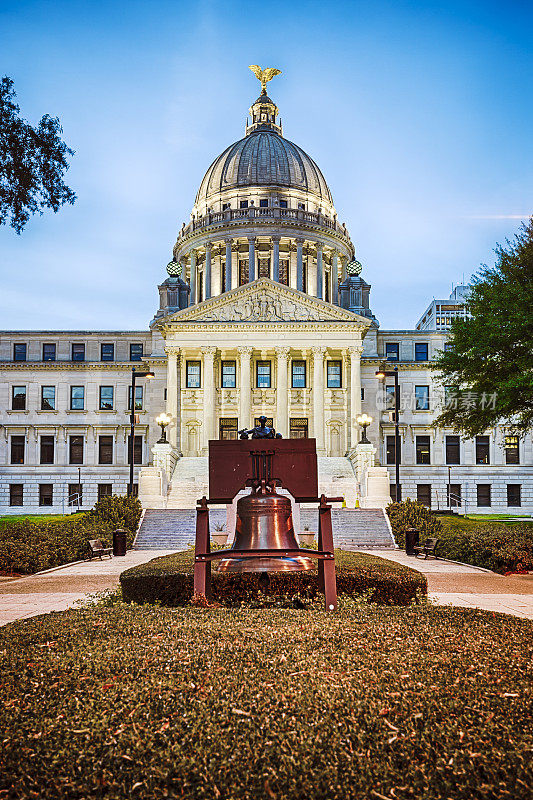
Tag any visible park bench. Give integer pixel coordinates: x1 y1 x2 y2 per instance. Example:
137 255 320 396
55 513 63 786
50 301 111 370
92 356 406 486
88 539 112 560
413 537 439 560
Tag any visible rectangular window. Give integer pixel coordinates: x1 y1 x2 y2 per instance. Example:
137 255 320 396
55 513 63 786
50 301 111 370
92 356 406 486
385 385 399 411
39 484 53 507
130 343 143 361
447 484 462 508
99 385 114 410
477 484 491 507
127 435 143 464
258 258 270 278
279 259 289 286
327 361 342 388
259 199 268 207
475 435 490 465
415 385 429 410
386 435 401 465
42 343 56 361
507 484 521 507
291 361 306 388
279 199 288 208
417 484 432 507
9 484 23 506
290 418 308 439
415 342 429 361
239 200 248 209
41 385 56 410
128 385 143 411
445 435 460 465
385 343 399 361
101 343 114 361
12 385 26 410
69 435 84 465
416 435 431 465
71 343 85 361
11 436 25 464
13 343 27 361
98 435 113 465
219 418 238 440
256 361 271 388
70 386 84 410
505 435 520 465
221 361 236 388
222 202 230 211
298 202 305 210
40 435 54 464
98 483 113 502
239 260 249 286
186 361 201 388
390 484 402 502
68 483 82 506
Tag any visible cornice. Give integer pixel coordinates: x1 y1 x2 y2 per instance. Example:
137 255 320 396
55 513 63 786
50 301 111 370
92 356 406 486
0 362 151 371
361 358 434 370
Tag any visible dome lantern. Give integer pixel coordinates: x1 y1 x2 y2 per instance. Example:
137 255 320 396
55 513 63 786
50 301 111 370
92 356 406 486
245 90 282 136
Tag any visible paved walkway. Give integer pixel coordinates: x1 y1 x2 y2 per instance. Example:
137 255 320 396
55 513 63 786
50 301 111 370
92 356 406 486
372 549 533 619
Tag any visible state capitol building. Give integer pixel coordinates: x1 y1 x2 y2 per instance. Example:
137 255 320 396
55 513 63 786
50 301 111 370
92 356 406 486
1 75 531 516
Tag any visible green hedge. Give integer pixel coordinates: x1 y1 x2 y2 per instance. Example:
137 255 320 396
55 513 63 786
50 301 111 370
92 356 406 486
1 604 532 799
120 549 427 607
386 498 443 547
0 495 142 575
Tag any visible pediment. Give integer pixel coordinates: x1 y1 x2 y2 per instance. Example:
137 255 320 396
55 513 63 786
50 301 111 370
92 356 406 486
158 279 370 327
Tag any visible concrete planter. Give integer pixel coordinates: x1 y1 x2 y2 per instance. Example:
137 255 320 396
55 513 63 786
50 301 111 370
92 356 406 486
212 533 228 546
299 532 316 547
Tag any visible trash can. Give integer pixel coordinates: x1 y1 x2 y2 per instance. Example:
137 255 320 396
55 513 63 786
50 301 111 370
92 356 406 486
405 527 420 556
113 528 128 557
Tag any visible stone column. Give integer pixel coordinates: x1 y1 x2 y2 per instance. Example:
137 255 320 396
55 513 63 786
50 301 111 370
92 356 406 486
201 346 216 450
238 346 253 430
312 346 326 453
225 238 232 292
332 251 339 305
248 236 256 282
275 346 290 437
204 243 212 300
349 345 363 450
272 235 280 283
165 346 180 449
340 255 348 283
296 238 304 291
316 244 324 299
189 250 197 306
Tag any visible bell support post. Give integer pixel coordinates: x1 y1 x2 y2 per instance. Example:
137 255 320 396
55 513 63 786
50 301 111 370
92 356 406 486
318 494 341 612
194 496 212 599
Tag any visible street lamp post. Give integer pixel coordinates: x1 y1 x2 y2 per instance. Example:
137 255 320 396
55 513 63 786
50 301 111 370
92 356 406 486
376 364 400 503
356 413 373 444
129 367 155 497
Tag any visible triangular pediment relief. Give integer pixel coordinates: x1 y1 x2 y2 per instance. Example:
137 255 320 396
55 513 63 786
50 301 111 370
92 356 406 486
158 278 370 327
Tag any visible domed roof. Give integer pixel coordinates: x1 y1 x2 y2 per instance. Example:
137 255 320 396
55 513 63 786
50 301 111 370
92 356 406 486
195 129 333 206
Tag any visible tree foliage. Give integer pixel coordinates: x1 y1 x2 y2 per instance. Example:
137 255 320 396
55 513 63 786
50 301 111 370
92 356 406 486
0 76 76 233
432 218 533 437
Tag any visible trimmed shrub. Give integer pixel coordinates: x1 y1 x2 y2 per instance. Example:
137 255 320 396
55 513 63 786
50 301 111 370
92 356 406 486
89 494 142 532
437 521 533 573
120 549 427 607
386 498 442 547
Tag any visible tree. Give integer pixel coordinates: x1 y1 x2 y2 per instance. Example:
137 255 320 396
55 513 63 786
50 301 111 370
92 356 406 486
0 76 76 233
432 218 533 437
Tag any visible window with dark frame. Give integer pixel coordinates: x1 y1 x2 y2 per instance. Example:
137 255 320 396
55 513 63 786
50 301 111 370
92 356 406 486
327 361 342 388
9 484 23 506
386 435 401 465
13 343 27 361
128 385 143 411
239 260 249 285
254 418 273 427
256 361 271 388
259 199 268 207
10 436 25 464
42 343 56 361
279 259 289 286
41 385 55 410
98 435 113 465
258 258 270 278
477 484 491 507
415 385 429 410
385 385 399 410
70 386 84 410
186 361 201 388
239 200 248 209
98 484 113 502
289 418 308 439
445 435 460 465
68 484 82 506
221 361 236 388
127 435 143 464
39 484 53 507
415 342 429 361
417 484 432 507
291 361 306 388
71 343 85 362
12 386 26 410
219 418 238 440
447 484 462 507
504 435 520 464
99 386 114 410
416 435 431 465
507 484 521 507
130 343 143 361
101 343 114 361
279 199 288 208
69 435 84 465
475 435 490 464
40 435 54 465
385 343 399 361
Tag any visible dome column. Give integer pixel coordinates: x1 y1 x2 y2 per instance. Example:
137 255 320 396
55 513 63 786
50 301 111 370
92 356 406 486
272 235 280 283
296 238 305 292
248 236 256 282
224 238 233 292
332 251 339 305
316 243 324 299
189 249 197 306
205 243 212 300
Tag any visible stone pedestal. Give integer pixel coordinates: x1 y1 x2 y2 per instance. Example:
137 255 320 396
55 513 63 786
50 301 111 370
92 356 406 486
349 442 392 509
152 441 177 478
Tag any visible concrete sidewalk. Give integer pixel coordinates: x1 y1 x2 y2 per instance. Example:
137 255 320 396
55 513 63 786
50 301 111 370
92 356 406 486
372 549 533 619
0 550 173 626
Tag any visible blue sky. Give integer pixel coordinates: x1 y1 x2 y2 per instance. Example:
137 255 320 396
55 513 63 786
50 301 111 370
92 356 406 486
1 0 531 330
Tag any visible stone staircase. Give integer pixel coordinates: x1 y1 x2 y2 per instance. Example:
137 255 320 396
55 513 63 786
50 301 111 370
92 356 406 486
316 457 357 507
134 508 226 550
300 508 396 550
167 457 209 509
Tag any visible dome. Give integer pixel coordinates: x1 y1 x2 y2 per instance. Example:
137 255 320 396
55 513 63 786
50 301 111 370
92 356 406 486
195 130 334 207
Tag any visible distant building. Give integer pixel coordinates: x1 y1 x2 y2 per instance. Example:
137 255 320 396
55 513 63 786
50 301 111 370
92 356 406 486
415 285 470 332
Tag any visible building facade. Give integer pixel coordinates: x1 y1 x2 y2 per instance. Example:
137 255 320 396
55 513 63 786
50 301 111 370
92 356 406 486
1 80 531 514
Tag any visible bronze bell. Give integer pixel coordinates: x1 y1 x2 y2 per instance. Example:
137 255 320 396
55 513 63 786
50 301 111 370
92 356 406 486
218 480 314 573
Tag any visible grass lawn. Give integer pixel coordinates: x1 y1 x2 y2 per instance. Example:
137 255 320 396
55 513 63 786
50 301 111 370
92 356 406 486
0 603 531 799
0 513 82 526
439 514 533 531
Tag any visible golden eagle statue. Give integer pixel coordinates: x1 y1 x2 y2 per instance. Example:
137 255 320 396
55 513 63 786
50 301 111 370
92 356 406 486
249 65 282 93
